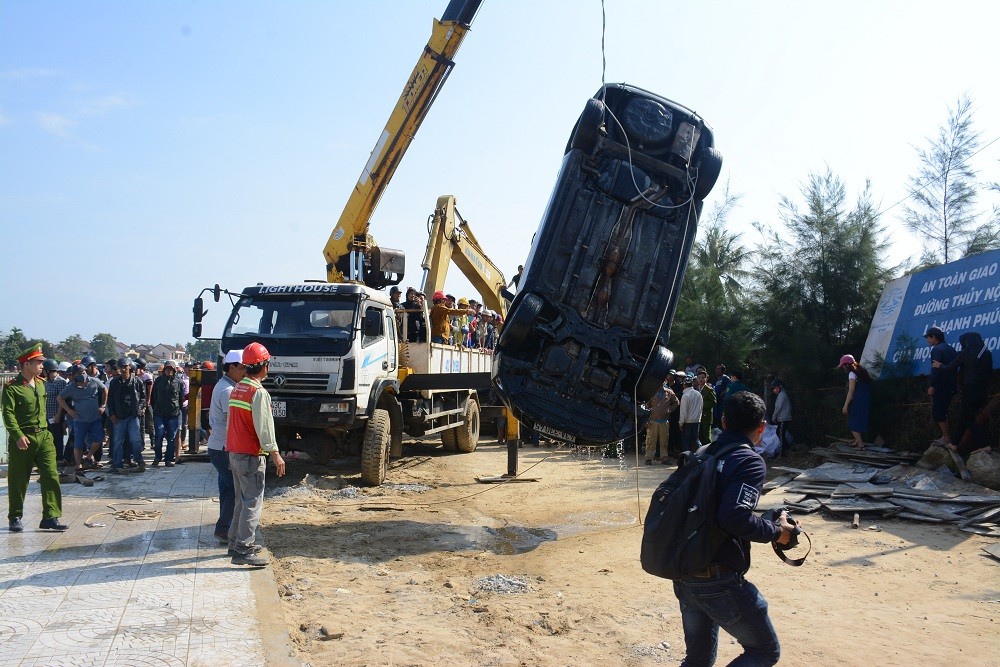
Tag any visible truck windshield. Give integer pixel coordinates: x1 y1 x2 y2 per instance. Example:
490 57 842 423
223 296 358 357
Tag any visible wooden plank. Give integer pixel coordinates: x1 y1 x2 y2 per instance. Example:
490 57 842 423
887 498 965 522
764 474 799 491
786 498 823 513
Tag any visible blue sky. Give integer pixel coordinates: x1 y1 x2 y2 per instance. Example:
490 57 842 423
2 0 998 347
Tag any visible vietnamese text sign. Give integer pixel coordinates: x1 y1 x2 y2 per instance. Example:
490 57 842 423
861 248 1000 379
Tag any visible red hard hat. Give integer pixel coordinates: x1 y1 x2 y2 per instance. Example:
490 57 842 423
242 342 271 365
202 361 215 370
432 290 446 301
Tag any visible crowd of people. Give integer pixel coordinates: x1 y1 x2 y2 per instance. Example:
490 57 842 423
390 286 504 350
4 341 284 568
39 354 202 475
642 358 793 465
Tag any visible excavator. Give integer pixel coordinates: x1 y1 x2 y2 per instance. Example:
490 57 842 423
420 194 509 318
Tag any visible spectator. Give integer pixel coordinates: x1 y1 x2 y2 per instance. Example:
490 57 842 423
58 364 107 472
151 359 186 467
679 373 704 452
207 350 246 543
226 342 285 567
401 287 426 342
712 364 731 426
934 331 993 457
135 359 155 448
42 359 68 465
684 354 700 376
838 354 872 449
770 379 792 457
667 370 686 459
178 361 193 451
3 344 67 532
923 326 958 449
429 290 473 345
508 265 523 292
389 285 402 309
645 375 679 464
724 369 749 401
697 367 716 446
107 358 146 473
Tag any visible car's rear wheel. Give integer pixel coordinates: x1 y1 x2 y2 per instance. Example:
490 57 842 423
569 98 605 154
636 345 674 401
693 146 723 200
498 293 543 351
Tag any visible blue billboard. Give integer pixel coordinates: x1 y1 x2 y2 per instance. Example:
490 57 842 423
861 248 1000 379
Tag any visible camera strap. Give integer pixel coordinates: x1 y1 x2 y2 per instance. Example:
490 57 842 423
771 527 811 567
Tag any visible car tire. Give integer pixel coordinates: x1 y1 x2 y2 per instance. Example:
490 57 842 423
636 345 674 401
498 293 543 351
693 146 723 200
360 409 390 486
569 98 605 154
455 399 480 453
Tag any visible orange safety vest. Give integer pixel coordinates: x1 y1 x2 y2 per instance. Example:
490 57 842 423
226 377 264 455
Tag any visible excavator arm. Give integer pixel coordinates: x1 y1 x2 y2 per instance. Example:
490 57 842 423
324 0 483 288
420 195 508 317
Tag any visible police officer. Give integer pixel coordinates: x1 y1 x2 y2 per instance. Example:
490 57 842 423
2 344 67 532
672 391 796 665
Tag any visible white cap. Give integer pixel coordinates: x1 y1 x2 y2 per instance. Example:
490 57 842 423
224 349 243 364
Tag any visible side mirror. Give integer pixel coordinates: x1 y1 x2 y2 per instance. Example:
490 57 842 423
194 297 207 322
193 322 203 338
213 284 221 302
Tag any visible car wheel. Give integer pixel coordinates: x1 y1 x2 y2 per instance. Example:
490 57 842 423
569 98 605 154
360 409 390 486
636 345 674 401
692 146 723 200
498 293 543 350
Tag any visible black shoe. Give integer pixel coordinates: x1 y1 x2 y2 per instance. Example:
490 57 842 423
39 518 68 531
9 518 23 533
165 461 175 467
215 530 229 543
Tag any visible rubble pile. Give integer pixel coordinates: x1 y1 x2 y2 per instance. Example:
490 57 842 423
759 445 1000 537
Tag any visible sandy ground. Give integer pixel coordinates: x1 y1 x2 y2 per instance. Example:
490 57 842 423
261 439 1000 667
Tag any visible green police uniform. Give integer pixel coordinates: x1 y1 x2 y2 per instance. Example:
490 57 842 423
2 371 63 522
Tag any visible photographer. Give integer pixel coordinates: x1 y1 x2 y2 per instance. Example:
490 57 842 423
672 391 797 666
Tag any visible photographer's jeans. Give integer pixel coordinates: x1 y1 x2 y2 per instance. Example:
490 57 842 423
153 416 180 463
111 417 143 469
673 573 780 666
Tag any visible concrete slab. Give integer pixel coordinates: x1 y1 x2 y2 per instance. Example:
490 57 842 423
0 460 300 667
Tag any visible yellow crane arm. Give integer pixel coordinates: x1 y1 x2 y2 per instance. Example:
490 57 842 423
420 195 508 317
324 0 483 286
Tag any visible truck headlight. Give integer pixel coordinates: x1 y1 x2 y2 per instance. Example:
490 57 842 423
319 402 351 413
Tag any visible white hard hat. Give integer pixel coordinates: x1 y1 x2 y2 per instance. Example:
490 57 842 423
57 361 72 372
224 349 243 364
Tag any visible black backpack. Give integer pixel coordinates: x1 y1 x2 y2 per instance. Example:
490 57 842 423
640 440 747 580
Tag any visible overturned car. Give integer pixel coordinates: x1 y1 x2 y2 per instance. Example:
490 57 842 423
492 83 722 446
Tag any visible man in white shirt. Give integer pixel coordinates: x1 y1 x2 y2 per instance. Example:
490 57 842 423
679 372 704 453
206 350 246 542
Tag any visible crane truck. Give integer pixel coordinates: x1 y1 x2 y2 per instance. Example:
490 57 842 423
191 0 492 486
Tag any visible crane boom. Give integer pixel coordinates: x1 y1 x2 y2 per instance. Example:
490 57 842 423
420 195 508 318
324 0 483 288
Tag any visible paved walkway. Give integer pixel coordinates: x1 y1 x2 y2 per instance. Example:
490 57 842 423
0 459 298 667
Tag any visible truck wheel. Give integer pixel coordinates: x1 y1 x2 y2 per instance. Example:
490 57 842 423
569 98 605 154
693 146 723 200
440 428 458 451
360 409 390 486
498 293 542 351
455 399 480 453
